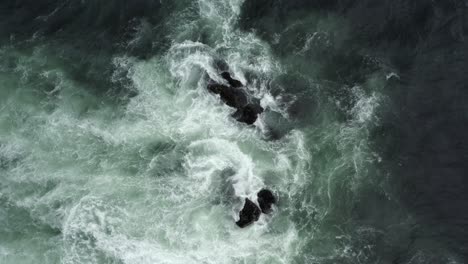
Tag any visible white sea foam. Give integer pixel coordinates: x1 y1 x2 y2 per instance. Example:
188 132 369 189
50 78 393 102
50 1 308 263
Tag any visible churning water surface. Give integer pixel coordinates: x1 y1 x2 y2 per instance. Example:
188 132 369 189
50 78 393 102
1 1 468 264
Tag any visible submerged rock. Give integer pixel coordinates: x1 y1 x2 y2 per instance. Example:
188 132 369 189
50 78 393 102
236 198 261 228
207 72 264 125
257 189 276 214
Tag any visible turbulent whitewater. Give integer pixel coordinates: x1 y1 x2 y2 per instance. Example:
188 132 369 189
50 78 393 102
1 1 467 264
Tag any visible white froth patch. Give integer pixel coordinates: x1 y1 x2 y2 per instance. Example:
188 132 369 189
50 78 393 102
63 199 299 264
0 1 312 263
184 138 263 197
335 86 383 190
350 87 380 124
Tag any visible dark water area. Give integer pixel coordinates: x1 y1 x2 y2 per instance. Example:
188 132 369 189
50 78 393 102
0 0 183 104
240 0 468 262
1 0 467 263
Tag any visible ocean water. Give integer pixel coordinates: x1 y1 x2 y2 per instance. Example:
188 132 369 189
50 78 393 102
1 1 467 263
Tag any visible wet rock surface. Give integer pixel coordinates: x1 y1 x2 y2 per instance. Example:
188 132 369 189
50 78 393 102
207 72 264 125
236 198 261 228
257 189 276 214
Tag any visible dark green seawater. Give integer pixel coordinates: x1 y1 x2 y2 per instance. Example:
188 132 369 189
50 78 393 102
1 1 467 263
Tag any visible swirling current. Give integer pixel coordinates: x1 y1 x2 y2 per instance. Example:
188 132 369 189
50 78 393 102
1 1 468 263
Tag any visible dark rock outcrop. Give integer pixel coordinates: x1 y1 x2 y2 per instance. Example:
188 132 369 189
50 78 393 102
207 83 248 108
233 104 264 125
257 189 276 214
221 72 243 88
207 72 264 125
236 198 261 228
